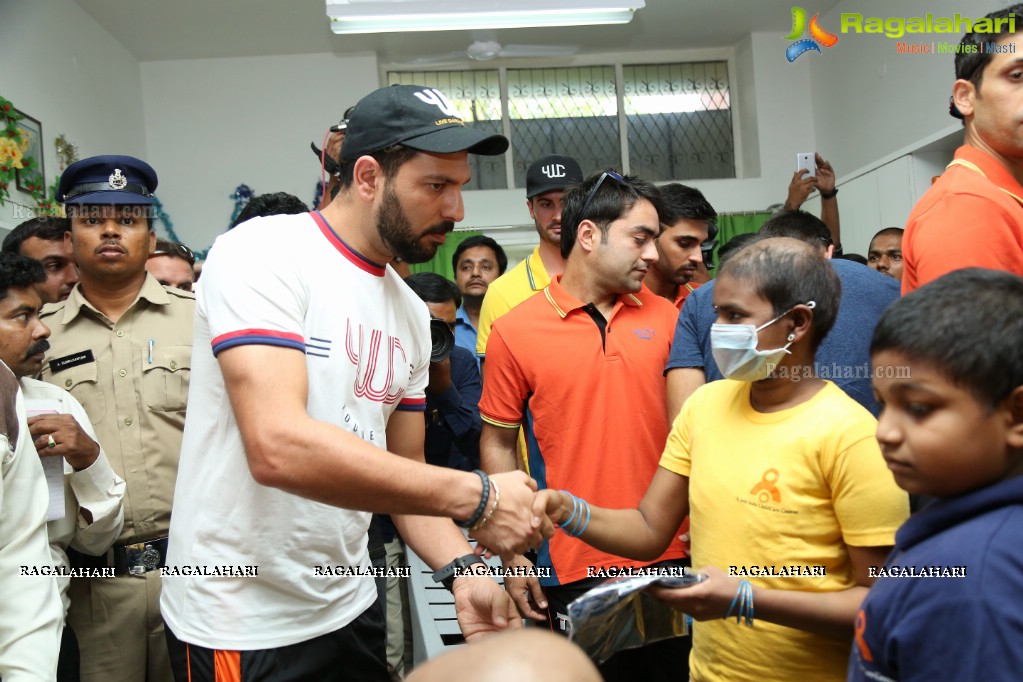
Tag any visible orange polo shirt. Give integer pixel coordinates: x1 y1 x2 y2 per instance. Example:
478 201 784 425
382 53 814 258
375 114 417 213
674 281 700 309
903 144 1023 293
480 276 686 586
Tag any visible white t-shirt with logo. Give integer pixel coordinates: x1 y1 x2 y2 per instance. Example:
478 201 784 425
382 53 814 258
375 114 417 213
161 212 430 650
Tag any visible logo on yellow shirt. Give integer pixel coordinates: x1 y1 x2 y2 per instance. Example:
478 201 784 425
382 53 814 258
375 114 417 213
750 468 781 503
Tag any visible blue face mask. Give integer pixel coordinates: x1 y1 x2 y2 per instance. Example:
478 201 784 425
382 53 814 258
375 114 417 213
710 301 815 382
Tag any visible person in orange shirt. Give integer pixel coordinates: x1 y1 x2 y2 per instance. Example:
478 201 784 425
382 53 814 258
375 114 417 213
642 183 717 310
903 5 1023 293
480 170 688 681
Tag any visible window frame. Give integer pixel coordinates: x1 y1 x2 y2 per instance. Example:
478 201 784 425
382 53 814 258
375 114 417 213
383 48 743 187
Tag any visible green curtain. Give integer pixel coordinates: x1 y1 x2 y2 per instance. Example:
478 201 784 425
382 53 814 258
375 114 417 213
708 212 772 276
408 230 482 281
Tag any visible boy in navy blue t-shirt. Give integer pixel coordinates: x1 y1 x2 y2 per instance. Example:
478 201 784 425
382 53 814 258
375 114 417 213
849 268 1023 681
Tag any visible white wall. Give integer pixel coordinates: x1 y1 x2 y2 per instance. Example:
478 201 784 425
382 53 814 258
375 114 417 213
734 34 761 179
7 0 990 254
811 0 1001 175
0 0 147 232
133 34 819 252
800 0 1006 252
140 52 380 252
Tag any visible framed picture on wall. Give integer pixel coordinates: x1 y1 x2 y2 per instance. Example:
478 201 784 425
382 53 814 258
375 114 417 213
14 110 44 195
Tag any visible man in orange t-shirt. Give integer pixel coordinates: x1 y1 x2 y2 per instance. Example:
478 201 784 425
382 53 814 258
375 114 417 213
642 183 717 310
903 9 1023 293
480 171 688 681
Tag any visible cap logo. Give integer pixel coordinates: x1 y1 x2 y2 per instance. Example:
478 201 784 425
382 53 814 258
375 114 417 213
541 163 567 179
413 88 461 119
108 169 127 190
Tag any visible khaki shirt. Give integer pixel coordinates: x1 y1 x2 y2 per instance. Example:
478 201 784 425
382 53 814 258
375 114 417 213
40 274 194 544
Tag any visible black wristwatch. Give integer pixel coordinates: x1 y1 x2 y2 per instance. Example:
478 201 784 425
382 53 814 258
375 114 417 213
820 188 838 199
432 554 487 592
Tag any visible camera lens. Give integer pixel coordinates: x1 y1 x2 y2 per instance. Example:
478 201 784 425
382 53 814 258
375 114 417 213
430 318 455 363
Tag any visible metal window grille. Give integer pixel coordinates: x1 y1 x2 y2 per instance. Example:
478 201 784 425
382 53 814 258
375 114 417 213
623 62 734 181
506 66 621 186
388 60 734 189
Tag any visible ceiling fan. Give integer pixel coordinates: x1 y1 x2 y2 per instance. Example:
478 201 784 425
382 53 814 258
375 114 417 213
410 40 579 64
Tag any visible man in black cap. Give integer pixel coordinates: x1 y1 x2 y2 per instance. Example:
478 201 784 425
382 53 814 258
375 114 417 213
160 84 549 682
39 154 195 682
475 154 583 363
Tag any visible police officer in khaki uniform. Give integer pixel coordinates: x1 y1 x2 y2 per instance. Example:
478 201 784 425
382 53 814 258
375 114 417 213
40 155 193 682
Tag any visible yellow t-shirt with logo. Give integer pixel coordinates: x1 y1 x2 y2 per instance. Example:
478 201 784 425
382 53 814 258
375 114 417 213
660 379 908 682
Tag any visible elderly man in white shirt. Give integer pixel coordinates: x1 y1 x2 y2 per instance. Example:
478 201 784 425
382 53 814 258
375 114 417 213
0 252 124 681
0 358 61 681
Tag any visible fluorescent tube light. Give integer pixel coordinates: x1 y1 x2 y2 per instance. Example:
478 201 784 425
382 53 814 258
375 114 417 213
327 0 643 34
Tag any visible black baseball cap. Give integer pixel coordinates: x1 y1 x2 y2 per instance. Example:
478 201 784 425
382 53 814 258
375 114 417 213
526 155 584 198
340 85 508 162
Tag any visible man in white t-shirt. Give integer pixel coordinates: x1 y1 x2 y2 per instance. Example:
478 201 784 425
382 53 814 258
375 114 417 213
161 84 548 681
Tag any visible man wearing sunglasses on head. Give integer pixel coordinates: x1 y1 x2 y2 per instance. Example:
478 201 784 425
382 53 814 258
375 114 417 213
479 170 689 682
146 239 195 293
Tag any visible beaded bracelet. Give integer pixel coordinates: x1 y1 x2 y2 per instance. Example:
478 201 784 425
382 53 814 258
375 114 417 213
470 480 501 532
455 470 491 529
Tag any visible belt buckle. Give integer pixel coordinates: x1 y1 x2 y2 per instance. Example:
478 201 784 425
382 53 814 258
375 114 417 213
126 541 162 576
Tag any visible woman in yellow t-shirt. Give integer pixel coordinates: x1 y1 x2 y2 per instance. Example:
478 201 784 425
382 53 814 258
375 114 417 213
536 234 908 682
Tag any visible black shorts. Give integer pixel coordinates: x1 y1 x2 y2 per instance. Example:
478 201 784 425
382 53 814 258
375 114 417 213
165 601 389 682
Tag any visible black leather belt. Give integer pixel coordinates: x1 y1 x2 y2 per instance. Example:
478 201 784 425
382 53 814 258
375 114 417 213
69 537 169 577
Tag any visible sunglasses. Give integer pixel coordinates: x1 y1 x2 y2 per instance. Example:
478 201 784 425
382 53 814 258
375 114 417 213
152 242 195 266
578 169 626 220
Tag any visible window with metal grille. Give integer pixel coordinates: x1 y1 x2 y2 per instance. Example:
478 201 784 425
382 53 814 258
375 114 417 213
388 60 734 189
624 62 734 181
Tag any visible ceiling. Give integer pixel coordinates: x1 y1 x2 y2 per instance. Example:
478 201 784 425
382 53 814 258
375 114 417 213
74 0 841 64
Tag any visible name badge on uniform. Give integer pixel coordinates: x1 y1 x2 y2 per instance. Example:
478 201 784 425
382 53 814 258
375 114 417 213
49 349 96 373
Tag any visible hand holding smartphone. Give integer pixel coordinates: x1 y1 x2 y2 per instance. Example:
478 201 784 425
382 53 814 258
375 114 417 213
796 152 817 177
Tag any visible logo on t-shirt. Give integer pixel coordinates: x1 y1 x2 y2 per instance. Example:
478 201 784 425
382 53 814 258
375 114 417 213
632 328 655 340
750 468 781 503
854 609 874 662
345 321 409 405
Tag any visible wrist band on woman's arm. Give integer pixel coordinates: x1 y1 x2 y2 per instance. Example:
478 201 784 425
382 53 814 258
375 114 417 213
725 579 755 627
558 492 591 538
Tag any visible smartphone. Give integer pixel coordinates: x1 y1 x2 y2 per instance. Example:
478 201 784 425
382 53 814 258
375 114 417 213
796 152 816 177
